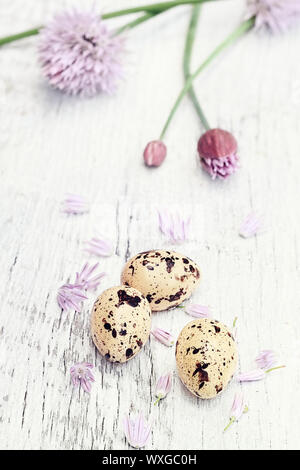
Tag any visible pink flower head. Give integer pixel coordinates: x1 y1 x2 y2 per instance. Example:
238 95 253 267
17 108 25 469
143 140 167 167
70 362 95 393
75 262 106 291
247 0 300 33
255 350 277 370
224 393 248 431
186 304 211 318
236 369 266 382
239 213 263 238
84 237 113 257
158 209 190 243
155 373 172 404
62 193 89 214
198 128 239 180
123 413 151 449
57 283 87 312
38 10 124 97
151 328 174 347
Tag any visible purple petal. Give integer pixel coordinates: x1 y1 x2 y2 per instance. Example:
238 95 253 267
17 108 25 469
255 350 277 370
62 193 89 214
236 369 266 382
84 237 113 257
151 328 174 347
239 213 263 238
158 209 190 243
186 304 211 318
231 393 246 421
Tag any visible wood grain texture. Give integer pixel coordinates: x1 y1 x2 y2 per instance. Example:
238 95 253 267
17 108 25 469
0 0 300 450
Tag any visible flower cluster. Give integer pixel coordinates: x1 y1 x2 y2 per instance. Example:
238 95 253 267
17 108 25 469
247 0 300 33
57 262 105 312
158 209 190 243
70 362 95 393
38 10 124 97
236 349 284 382
198 129 239 180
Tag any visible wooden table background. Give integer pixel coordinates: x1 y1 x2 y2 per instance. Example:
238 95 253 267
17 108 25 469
0 0 299 450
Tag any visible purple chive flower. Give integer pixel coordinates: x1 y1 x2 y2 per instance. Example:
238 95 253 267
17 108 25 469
75 262 105 291
62 193 89 214
123 413 151 449
151 328 174 347
198 128 239 180
57 283 87 312
255 350 277 370
84 237 113 257
57 263 104 311
186 304 211 318
247 0 300 33
38 10 124 97
154 373 172 405
70 362 95 393
158 209 190 243
236 369 266 382
239 213 263 238
143 140 167 167
224 393 248 432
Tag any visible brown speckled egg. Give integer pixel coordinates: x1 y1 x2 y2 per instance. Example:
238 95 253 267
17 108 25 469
121 250 200 311
176 319 237 399
91 286 151 363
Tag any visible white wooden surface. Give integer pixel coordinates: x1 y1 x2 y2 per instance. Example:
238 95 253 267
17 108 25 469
0 0 300 450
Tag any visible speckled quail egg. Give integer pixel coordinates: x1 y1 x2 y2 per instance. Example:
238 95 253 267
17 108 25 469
91 286 151 363
121 250 200 311
176 318 237 399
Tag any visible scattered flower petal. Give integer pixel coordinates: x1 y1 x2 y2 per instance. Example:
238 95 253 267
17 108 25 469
58 263 105 311
143 140 167 167
224 393 248 432
186 304 211 318
247 0 300 33
75 262 106 291
158 209 190 243
151 328 174 347
57 283 87 312
198 128 239 180
123 413 151 449
62 193 89 214
70 362 95 393
84 237 113 257
255 350 277 370
154 373 172 405
236 369 266 382
239 213 263 238
38 10 124 97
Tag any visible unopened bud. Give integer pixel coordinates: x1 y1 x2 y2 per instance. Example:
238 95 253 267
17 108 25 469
143 140 167 167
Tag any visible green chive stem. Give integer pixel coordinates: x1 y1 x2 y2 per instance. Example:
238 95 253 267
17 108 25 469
183 5 210 130
159 17 255 139
223 417 235 432
0 0 219 47
265 365 286 374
